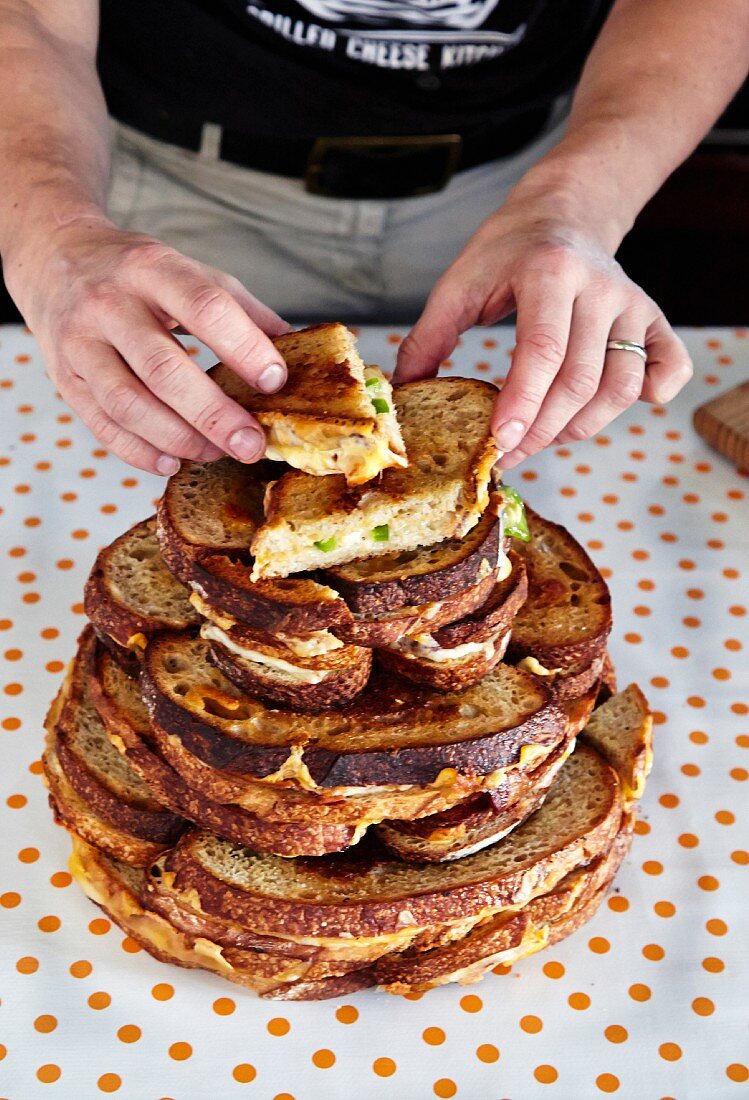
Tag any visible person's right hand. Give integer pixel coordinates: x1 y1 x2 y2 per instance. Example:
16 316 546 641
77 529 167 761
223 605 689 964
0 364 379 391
6 216 292 475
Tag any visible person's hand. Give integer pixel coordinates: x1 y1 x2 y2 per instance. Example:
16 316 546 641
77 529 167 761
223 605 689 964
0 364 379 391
394 193 693 468
6 215 292 475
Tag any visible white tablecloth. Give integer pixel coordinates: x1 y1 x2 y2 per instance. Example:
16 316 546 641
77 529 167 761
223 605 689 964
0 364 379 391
1 324 747 1100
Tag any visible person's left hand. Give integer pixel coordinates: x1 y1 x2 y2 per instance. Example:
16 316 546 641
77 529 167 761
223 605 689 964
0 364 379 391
393 193 693 468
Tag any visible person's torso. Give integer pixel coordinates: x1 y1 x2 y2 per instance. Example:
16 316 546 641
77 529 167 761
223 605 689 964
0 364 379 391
98 0 610 138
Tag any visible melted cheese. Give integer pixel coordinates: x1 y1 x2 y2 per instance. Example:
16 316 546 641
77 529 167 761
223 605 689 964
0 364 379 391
275 630 344 658
189 591 238 630
393 634 496 665
125 632 148 652
201 623 330 685
517 656 563 678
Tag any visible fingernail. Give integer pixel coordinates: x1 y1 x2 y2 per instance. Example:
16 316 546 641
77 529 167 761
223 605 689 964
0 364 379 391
256 363 287 394
228 426 265 462
156 454 181 476
494 419 525 452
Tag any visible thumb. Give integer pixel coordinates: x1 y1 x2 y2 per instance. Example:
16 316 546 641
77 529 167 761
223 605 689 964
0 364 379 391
394 280 474 383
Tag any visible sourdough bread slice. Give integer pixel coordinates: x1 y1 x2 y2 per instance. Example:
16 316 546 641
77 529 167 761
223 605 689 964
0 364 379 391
202 620 372 712
89 644 360 856
85 518 200 659
212 323 407 484
508 509 612 669
321 511 503 614
145 742 622 939
250 377 499 578
375 733 575 862
141 632 564 787
68 836 373 998
579 685 653 803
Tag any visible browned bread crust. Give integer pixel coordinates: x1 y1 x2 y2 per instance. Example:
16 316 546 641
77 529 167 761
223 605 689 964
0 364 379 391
508 509 612 668
322 513 502 614
93 627 141 675
89 643 360 857
332 567 499 648
141 633 564 787
432 551 527 647
375 628 510 692
596 650 618 704
84 518 200 652
206 634 372 713
148 744 622 939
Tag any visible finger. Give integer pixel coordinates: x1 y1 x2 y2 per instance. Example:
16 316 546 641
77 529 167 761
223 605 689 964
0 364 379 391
640 312 693 404
554 308 648 444
137 255 289 393
75 339 223 462
58 377 181 476
100 301 267 462
394 272 493 383
490 274 576 453
499 292 613 469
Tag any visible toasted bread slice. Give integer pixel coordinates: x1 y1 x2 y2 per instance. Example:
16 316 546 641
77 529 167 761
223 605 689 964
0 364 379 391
41 630 185 861
250 377 499 578
508 509 612 669
156 458 352 633
68 837 372 998
89 643 360 856
141 632 564 788
580 685 653 803
322 511 503 614
375 733 575 862
375 552 527 691
212 323 407 484
561 685 599 738
202 620 372 712
85 518 200 664
596 650 619 705
144 742 622 940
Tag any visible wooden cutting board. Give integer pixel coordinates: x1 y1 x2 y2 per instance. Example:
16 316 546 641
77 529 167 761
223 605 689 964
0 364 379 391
693 380 749 470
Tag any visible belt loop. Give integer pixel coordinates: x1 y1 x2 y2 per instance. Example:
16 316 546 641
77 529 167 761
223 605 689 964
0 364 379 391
199 122 222 161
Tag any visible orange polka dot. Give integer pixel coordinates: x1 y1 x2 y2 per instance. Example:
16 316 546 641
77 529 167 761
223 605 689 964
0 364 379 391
17 955 39 973
702 956 724 973
589 937 610 954
715 809 735 825
520 1015 543 1033
654 901 676 918
596 1073 620 1093
3 717 21 730
698 875 720 891
98 1074 122 1093
624 632 641 645
267 1017 290 1036
120 936 141 954
628 983 651 1002
89 918 110 935
373 1057 396 1077
312 1049 336 1069
433 1079 457 1098
671 645 689 659
233 1064 257 1083
608 895 629 913
659 1043 682 1062
69 959 92 978
34 1014 57 1033
731 849 748 865
38 915 61 933
604 1025 628 1044
151 982 173 1000
37 1064 62 1083
7 794 27 809
726 1064 748 1083
336 1005 358 1024
1 891 21 908
29 759 44 774
476 1044 500 1063
692 997 715 1016
679 833 699 848
4 682 23 696
730 767 748 781
460 994 483 1013
706 918 728 936
568 992 590 1010
534 1065 559 1084
423 1027 446 1045
690 730 708 745
643 944 664 961
725 639 742 651
117 1025 141 1043
88 991 111 1010
642 860 663 876
543 961 565 979
168 1042 192 1061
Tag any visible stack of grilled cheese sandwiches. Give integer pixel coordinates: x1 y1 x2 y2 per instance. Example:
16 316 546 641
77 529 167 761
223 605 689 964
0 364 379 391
43 323 653 999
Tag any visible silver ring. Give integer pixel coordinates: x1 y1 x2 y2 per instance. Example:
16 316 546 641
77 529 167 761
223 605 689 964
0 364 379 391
606 339 647 363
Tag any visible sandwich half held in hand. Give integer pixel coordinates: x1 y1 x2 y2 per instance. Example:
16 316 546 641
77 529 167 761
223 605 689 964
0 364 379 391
213 322 407 485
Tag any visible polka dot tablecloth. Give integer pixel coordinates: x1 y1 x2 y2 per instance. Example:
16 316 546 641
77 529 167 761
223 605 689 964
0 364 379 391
0 324 747 1100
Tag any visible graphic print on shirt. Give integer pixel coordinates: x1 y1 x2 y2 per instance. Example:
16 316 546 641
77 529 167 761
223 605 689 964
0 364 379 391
245 0 529 72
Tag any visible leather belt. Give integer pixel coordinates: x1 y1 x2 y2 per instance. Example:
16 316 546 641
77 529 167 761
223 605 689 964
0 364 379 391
113 103 551 199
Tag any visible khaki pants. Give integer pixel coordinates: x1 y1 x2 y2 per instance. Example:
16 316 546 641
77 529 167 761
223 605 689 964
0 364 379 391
107 104 569 323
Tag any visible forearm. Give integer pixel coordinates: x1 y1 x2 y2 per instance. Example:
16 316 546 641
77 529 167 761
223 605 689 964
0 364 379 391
0 1 110 269
505 0 749 251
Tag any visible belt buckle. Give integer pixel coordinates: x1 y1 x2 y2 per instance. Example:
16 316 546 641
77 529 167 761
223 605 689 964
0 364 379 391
305 134 462 200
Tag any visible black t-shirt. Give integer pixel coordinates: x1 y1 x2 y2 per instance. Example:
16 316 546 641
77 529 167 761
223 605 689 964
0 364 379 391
98 0 611 140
